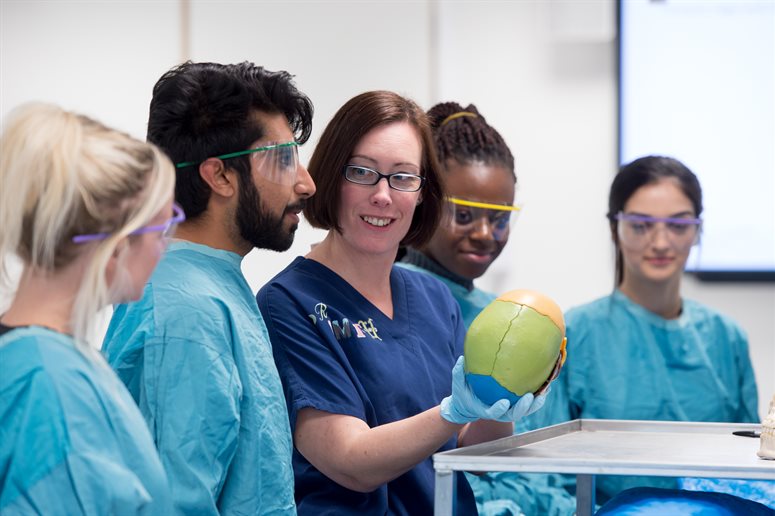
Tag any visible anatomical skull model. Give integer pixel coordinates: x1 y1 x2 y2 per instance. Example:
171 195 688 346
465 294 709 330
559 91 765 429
758 394 775 460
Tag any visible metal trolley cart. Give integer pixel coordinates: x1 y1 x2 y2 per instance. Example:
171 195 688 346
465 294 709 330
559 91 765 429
433 419 775 516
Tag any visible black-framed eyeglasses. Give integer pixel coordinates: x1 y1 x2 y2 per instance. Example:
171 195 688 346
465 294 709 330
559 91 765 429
72 203 186 244
343 165 425 192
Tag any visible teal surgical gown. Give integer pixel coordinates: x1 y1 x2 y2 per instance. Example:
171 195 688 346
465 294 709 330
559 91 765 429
0 326 172 515
534 289 759 504
398 250 577 516
102 241 295 515
396 261 495 328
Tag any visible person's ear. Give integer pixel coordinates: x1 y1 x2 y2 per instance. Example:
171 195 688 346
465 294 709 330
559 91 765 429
416 193 423 205
199 158 237 198
105 238 128 288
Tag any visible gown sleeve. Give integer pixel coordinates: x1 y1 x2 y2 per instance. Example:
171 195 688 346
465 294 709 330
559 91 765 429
2 368 156 515
258 281 368 428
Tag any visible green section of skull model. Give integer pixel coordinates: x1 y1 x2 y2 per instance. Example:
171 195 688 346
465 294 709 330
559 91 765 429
464 300 563 396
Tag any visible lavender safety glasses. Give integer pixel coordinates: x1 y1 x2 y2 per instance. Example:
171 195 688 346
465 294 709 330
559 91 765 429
72 203 186 244
614 212 702 250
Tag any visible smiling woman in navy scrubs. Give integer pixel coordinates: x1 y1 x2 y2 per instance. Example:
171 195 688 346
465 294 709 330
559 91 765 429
257 91 545 515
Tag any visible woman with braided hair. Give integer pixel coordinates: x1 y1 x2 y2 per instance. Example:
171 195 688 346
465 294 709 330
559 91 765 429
399 102 518 327
399 102 576 516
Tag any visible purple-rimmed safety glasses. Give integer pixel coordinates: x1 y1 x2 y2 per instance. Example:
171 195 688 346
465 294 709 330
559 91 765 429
72 203 186 244
614 212 702 250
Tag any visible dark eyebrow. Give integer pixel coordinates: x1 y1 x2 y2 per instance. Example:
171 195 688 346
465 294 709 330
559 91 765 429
349 155 377 165
669 211 696 219
349 154 420 170
627 210 695 219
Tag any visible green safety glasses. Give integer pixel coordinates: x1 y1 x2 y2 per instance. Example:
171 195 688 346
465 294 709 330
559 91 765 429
176 141 300 186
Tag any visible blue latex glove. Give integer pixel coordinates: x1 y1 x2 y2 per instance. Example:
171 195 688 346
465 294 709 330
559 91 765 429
527 385 549 416
440 356 542 424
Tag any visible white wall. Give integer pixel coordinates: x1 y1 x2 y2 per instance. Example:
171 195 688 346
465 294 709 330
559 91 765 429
1 0 772 418
182 0 435 294
0 0 181 140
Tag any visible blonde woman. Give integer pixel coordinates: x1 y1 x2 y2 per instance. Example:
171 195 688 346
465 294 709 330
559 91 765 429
0 103 180 514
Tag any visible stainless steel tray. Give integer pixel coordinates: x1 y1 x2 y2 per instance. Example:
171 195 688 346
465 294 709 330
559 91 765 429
433 419 775 516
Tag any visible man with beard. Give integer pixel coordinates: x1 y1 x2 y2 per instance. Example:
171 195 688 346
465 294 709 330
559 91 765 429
102 61 315 515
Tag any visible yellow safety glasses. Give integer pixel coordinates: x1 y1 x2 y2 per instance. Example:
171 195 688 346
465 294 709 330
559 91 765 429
447 197 521 242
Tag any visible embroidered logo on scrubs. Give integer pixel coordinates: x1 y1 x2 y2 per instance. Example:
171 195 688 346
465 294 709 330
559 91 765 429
308 303 381 342
356 318 381 340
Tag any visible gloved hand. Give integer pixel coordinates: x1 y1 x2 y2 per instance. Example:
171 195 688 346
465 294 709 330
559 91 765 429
440 356 544 424
526 386 549 417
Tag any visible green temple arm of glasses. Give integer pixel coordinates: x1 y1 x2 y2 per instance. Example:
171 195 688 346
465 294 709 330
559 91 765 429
176 141 298 169
449 197 521 211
